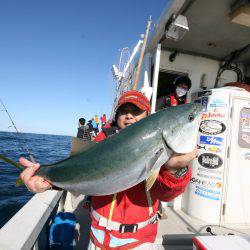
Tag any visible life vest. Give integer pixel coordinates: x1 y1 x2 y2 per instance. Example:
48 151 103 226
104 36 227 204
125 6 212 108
90 185 160 249
169 94 187 106
89 126 160 249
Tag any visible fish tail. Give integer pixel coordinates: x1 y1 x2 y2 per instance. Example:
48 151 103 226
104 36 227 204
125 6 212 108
15 177 23 187
0 154 25 186
0 154 25 171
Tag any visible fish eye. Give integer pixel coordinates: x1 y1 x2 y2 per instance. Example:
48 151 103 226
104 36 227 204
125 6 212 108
188 114 194 122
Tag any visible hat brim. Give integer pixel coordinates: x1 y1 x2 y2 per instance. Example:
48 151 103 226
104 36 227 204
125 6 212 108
116 99 149 112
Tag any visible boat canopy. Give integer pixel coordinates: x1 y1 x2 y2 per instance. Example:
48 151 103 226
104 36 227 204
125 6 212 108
159 0 250 64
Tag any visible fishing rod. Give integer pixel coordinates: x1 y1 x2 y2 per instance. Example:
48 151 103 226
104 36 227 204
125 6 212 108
0 98 36 163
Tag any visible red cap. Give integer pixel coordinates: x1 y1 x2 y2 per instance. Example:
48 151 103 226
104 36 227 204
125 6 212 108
116 90 151 112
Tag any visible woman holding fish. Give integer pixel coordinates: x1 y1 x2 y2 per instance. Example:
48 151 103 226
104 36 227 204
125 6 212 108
19 90 199 249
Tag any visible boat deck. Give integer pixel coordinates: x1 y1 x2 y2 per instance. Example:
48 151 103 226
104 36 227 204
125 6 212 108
1 191 249 249
69 194 250 249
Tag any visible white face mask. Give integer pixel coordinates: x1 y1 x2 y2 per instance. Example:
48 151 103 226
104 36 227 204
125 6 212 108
176 87 187 97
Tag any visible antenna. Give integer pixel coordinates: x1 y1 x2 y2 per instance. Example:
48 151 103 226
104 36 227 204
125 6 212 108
110 47 133 119
119 47 133 91
0 98 36 163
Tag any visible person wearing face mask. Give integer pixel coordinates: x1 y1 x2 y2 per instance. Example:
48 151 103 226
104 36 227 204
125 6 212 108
156 76 192 110
167 76 192 107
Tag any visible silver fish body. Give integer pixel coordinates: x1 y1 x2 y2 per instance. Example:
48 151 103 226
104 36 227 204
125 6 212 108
37 103 202 195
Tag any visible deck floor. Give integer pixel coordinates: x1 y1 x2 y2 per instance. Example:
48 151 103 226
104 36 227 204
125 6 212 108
65 194 250 249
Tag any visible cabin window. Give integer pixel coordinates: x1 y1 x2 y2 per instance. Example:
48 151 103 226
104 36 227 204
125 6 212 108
155 70 188 111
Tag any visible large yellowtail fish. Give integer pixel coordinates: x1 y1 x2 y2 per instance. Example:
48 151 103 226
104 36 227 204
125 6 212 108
0 103 202 195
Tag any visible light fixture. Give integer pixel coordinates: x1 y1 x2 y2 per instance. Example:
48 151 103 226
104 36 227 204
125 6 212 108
230 1 250 27
165 14 189 41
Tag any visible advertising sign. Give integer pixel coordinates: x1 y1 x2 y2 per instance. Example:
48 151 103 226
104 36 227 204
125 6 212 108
199 135 223 146
198 153 223 169
190 177 222 201
199 120 226 135
238 108 250 148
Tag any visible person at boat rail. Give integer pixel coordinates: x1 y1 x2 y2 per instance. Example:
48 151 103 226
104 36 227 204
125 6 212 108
157 75 192 110
91 117 99 135
95 115 100 130
76 118 91 141
18 90 197 249
87 119 96 139
101 113 107 127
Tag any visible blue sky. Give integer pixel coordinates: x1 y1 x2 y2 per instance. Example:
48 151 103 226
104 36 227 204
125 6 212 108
0 0 167 136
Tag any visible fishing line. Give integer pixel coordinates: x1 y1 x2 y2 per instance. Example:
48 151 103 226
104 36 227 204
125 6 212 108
0 98 36 164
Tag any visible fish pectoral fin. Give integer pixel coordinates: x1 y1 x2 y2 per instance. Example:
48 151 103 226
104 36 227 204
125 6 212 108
145 168 161 191
145 148 164 173
70 137 96 156
144 148 165 191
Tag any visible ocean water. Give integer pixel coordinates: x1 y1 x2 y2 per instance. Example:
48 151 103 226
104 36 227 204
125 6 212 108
0 131 72 228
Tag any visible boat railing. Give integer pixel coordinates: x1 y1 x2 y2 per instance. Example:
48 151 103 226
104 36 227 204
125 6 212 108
0 190 63 250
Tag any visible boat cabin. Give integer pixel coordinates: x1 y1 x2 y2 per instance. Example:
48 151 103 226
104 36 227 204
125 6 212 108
112 0 250 114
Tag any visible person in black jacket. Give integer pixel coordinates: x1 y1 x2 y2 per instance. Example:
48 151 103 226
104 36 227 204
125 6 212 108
77 118 91 141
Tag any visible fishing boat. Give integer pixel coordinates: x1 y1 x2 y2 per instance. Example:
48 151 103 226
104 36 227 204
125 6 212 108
1 0 250 249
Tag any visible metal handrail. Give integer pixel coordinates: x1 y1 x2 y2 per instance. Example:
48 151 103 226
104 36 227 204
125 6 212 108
0 190 63 250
